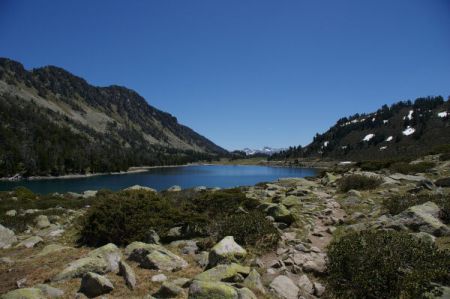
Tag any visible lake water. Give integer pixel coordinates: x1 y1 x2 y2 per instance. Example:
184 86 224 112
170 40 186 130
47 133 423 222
0 165 317 194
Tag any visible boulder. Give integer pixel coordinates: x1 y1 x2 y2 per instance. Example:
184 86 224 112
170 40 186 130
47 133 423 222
208 236 247 267
155 282 184 298
145 229 160 244
151 274 168 282
188 280 238 299
266 204 295 225
119 260 136 289
269 275 299 299
53 243 122 281
243 269 266 294
79 272 114 298
37 244 71 257
167 185 181 192
127 242 187 271
195 263 250 282
35 284 64 298
281 196 302 208
124 185 157 192
0 224 17 249
5 210 16 217
34 215 51 229
237 288 257 299
297 274 314 294
313 282 326 297
0 288 46 299
389 173 426 182
392 202 450 236
82 190 97 198
321 172 338 185
16 236 43 248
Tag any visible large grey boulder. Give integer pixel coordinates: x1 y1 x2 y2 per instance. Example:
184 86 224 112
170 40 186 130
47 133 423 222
391 201 450 236
34 215 51 229
297 274 314 295
243 269 266 294
208 236 247 267
188 280 238 299
35 284 64 298
194 263 250 282
127 241 188 271
266 204 295 225
0 224 17 249
53 243 122 281
155 282 184 298
167 185 181 192
16 236 43 248
269 275 299 299
0 288 46 299
79 272 114 298
119 260 136 289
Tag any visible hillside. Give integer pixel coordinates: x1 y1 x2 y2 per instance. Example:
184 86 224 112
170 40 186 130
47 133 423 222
271 96 450 161
0 58 226 177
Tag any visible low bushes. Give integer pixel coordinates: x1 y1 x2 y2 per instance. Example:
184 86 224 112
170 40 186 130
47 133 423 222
435 177 450 188
327 230 450 299
337 175 382 192
390 161 435 174
440 153 450 161
79 189 279 250
382 193 450 223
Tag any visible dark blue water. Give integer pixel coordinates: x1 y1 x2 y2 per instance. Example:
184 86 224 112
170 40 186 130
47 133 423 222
0 165 317 194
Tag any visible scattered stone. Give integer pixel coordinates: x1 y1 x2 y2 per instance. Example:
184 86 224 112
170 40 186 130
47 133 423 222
208 236 247 267
53 243 122 281
297 274 313 294
155 282 184 298
119 260 136 289
167 185 181 192
0 224 17 249
313 282 326 297
194 251 209 268
303 259 327 275
269 275 299 299
124 185 157 192
237 287 257 299
0 288 46 299
243 269 266 294
82 190 97 198
127 242 188 271
79 272 114 298
195 263 250 282
34 215 51 229
188 280 238 299
16 236 43 248
151 274 168 282
35 284 64 298
170 240 198 255
266 204 295 225
5 210 16 217
16 278 27 288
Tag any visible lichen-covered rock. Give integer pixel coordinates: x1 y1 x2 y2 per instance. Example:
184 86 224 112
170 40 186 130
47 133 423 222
127 241 187 271
297 274 313 295
266 204 295 225
195 263 250 282
391 201 450 236
5 210 16 217
188 280 238 299
208 236 247 267
79 272 114 298
243 269 265 294
0 288 46 299
237 287 257 299
35 284 64 298
0 224 17 249
16 236 43 248
119 260 136 289
53 243 122 281
269 275 299 299
34 215 51 229
155 282 184 298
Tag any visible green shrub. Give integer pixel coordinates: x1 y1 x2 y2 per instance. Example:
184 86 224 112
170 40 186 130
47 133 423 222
80 189 279 250
390 161 435 174
358 160 391 171
435 177 450 188
213 211 279 252
337 175 382 192
430 144 450 155
440 153 450 161
327 230 450 299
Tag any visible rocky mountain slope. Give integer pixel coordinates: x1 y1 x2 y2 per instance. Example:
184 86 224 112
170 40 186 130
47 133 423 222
271 96 450 161
0 58 226 177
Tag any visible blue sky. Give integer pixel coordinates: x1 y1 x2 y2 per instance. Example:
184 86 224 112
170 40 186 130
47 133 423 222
1 1 449 150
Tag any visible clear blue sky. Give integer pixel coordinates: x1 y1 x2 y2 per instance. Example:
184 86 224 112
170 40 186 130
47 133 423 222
1 1 449 150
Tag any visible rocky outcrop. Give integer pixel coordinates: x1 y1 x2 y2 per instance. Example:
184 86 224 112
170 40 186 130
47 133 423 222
194 263 250 282
188 280 238 299
0 224 17 249
126 241 188 271
53 243 122 281
79 272 114 298
208 236 247 267
34 215 51 229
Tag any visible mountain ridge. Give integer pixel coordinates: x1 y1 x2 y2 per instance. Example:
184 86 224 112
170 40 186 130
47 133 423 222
0 58 226 177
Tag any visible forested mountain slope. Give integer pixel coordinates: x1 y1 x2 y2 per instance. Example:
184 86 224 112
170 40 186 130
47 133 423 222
271 96 450 161
0 58 226 177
